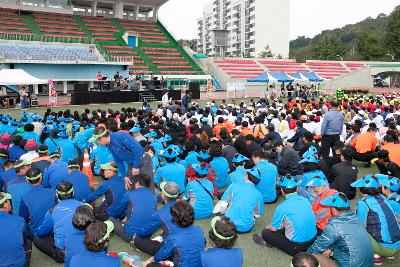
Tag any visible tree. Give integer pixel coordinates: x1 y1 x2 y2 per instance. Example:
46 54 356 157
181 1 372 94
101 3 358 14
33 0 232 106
258 45 274 58
311 36 347 60
385 5 400 60
357 33 387 60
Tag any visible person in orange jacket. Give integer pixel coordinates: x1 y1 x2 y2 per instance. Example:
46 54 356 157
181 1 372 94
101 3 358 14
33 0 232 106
240 121 252 137
306 174 338 235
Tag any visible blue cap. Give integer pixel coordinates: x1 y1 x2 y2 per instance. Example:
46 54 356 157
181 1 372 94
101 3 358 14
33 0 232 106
57 117 65 122
72 121 81 126
307 146 318 155
201 117 209 123
159 134 172 143
320 192 351 208
351 175 379 189
163 148 178 159
71 125 80 133
377 174 400 192
10 120 18 126
299 155 319 164
197 150 211 160
64 117 73 123
247 168 262 181
58 131 70 138
57 122 67 132
46 118 54 124
277 175 299 189
144 131 158 138
129 125 141 133
307 174 328 187
232 153 249 163
42 126 51 134
166 145 183 155
32 114 42 121
193 164 210 176
0 117 8 123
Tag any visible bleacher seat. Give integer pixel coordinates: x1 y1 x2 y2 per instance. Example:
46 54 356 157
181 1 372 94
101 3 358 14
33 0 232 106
215 58 264 79
0 42 99 61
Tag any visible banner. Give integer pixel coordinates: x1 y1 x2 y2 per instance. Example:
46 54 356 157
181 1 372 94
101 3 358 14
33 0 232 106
48 79 57 105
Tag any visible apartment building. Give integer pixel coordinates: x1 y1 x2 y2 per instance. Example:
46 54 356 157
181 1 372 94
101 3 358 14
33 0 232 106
197 0 289 58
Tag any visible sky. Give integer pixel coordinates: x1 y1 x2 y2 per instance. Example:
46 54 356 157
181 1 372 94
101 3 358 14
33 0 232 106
158 0 399 40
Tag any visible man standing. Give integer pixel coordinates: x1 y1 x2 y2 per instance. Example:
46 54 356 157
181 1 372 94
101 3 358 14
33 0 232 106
320 100 344 158
90 127 144 189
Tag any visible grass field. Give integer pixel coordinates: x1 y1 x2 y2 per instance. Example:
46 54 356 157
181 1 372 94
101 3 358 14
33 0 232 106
1 102 399 267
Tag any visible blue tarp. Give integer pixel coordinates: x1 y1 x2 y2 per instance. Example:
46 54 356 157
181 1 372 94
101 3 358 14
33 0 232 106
247 71 294 83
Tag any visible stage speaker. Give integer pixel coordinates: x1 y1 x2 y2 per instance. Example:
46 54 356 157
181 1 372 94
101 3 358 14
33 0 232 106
74 84 89 94
189 81 200 91
10 63 14 69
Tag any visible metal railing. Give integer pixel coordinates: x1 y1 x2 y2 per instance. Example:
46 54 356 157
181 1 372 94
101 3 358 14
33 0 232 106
0 32 95 45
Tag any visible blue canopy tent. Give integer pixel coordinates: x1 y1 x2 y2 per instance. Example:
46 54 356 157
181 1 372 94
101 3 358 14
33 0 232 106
247 71 294 83
292 72 324 82
304 72 324 82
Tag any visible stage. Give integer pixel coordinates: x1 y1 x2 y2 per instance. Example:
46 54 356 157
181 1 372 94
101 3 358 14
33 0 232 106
71 89 184 105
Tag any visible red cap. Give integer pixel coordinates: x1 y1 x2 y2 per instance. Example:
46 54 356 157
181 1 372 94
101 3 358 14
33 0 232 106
1 134 12 145
24 139 37 150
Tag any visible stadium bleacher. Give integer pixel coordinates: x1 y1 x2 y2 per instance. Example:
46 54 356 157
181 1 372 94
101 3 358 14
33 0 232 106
214 58 366 80
0 8 203 75
0 42 100 61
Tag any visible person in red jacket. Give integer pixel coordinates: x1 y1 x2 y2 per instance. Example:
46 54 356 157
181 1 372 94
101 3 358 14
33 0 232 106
306 175 338 235
185 150 216 195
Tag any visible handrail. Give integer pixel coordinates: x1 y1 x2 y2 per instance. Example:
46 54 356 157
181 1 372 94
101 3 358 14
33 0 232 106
0 32 95 44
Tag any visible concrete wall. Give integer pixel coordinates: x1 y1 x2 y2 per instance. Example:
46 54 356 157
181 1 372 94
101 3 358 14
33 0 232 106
324 68 373 90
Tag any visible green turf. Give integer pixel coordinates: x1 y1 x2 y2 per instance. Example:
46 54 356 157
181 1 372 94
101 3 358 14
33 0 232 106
1 102 399 267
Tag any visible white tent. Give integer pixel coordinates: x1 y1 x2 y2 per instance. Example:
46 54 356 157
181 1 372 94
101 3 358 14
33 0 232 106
0 69 47 85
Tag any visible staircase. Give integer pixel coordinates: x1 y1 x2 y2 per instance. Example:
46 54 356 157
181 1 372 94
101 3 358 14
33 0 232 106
139 91 157 102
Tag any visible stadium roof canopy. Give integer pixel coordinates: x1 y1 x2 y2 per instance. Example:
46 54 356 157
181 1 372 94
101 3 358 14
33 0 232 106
72 0 169 9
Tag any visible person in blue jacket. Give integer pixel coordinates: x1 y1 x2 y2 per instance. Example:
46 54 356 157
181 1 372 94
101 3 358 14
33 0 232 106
184 163 214 219
64 205 96 267
0 148 8 170
22 123 40 144
253 175 317 256
72 126 95 153
69 221 119 267
6 159 32 214
201 216 243 267
229 154 249 184
90 127 144 186
252 150 279 203
298 154 325 200
0 160 16 191
351 175 400 263
215 167 264 233
154 148 186 194
19 167 56 238
31 145 52 173
8 135 26 162
110 173 157 242
42 153 70 189
0 192 32 267
378 174 400 223
142 201 205 267
132 181 180 256
34 182 82 263
308 192 374 267
65 159 91 202
58 131 78 163
144 131 163 154
184 141 199 167
89 142 114 175
209 144 230 190
85 162 127 221
44 129 61 155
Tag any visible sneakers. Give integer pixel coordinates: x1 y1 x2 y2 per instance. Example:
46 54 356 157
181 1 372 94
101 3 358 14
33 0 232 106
363 162 371 168
374 255 383 266
387 256 395 260
252 234 266 246
252 234 273 247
